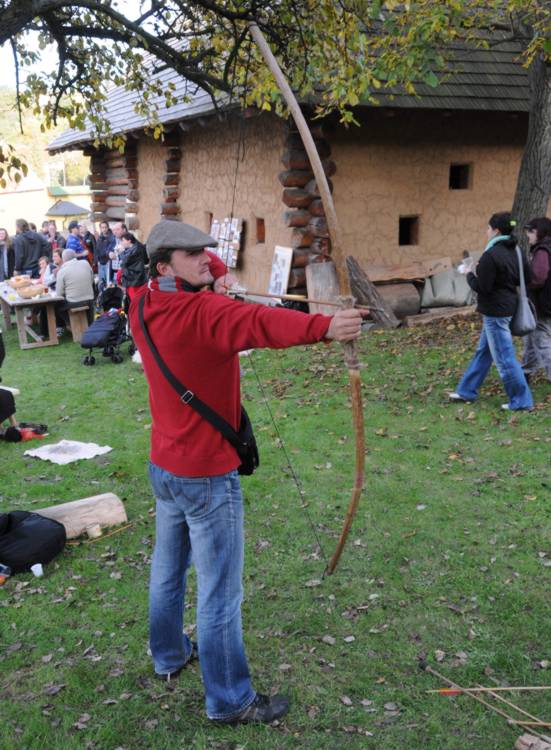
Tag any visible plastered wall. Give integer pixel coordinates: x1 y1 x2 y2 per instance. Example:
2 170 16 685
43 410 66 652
178 113 292 292
133 107 538 286
330 109 528 265
137 139 165 240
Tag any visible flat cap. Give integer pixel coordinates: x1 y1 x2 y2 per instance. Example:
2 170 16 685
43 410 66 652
146 220 217 258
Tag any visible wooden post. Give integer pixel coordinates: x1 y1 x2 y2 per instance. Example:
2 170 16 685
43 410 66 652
37 493 127 539
305 261 340 315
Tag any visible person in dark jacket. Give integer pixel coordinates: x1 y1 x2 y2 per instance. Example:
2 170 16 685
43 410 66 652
95 221 116 286
449 211 533 410
13 219 51 278
119 232 148 301
521 217 551 382
0 228 14 281
78 222 96 266
46 221 66 252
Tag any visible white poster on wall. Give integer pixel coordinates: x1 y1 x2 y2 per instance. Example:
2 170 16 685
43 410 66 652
267 246 293 297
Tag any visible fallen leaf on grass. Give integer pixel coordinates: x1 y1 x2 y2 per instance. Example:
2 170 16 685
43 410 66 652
342 725 373 735
73 713 91 730
307 705 319 720
322 635 336 645
451 651 468 667
43 684 66 696
305 579 322 588
340 695 353 706
434 649 446 662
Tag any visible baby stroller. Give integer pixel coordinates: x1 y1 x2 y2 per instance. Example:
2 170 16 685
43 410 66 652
81 286 127 365
98 284 137 357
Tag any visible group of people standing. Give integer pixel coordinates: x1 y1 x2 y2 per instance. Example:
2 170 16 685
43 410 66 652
0 217 149 338
0 218 148 291
450 211 551 410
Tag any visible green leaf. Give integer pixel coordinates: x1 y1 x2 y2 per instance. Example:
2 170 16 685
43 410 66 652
424 70 439 88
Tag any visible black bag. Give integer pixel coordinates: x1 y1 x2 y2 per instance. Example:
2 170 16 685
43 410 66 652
233 407 260 476
138 296 259 476
0 511 66 574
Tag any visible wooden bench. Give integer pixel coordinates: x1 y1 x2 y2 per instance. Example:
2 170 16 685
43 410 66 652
68 306 90 343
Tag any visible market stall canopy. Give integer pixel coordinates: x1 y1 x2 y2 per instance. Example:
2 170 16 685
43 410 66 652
46 200 89 217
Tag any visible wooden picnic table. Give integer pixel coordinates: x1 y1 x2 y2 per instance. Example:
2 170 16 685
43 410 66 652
0 282 64 350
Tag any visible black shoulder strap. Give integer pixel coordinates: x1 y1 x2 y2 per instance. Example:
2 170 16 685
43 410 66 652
137 295 245 452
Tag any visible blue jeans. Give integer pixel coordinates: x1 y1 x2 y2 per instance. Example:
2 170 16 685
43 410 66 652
98 263 109 286
148 464 255 720
456 315 533 409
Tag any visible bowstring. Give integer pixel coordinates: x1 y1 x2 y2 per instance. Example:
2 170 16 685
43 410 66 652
225 40 328 566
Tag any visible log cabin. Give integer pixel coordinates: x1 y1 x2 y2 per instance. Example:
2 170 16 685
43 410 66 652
48 40 533 297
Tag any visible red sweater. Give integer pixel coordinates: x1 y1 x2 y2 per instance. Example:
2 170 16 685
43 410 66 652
130 281 332 477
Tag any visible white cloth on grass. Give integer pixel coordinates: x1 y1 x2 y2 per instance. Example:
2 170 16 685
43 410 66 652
24 439 112 465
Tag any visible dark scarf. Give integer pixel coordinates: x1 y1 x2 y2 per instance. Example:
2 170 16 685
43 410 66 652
148 276 203 294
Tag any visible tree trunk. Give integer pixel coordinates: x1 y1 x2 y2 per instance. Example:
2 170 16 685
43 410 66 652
346 256 400 328
512 58 551 250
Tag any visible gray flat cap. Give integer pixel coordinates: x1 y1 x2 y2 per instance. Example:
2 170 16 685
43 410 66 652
146 220 217 258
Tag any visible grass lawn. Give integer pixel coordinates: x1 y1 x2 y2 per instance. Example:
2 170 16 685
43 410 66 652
1 313 550 750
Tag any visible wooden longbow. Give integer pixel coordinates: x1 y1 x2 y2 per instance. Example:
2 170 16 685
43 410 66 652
249 23 366 576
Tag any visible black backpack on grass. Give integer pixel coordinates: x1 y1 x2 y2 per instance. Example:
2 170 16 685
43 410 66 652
0 511 66 574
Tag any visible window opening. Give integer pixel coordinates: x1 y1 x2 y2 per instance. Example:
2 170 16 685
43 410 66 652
449 163 471 190
399 216 419 246
256 217 265 244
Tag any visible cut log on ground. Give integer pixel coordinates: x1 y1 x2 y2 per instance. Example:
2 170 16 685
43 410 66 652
376 283 421 319
346 256 400 328
364 257 452 283
404 305 477 327
37 493 127 539
515 734 551 750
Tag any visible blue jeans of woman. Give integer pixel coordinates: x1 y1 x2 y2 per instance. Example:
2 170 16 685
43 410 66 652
148 464 255 720
456 315 533 409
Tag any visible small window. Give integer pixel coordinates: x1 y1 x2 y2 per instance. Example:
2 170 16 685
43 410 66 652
449 163 471 190
399 216 419 246
256 217 265 244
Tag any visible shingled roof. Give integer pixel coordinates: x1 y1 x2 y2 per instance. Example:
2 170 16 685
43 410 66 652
48 38 529 153
376 40 529 110
47 68 230 153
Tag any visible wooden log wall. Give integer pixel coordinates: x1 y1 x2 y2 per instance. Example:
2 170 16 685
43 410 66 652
161 133 182 220
279 125 336 294
84 141 140 231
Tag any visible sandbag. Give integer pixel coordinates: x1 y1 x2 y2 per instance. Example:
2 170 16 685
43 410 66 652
0 511 66 574
421 266 476 308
